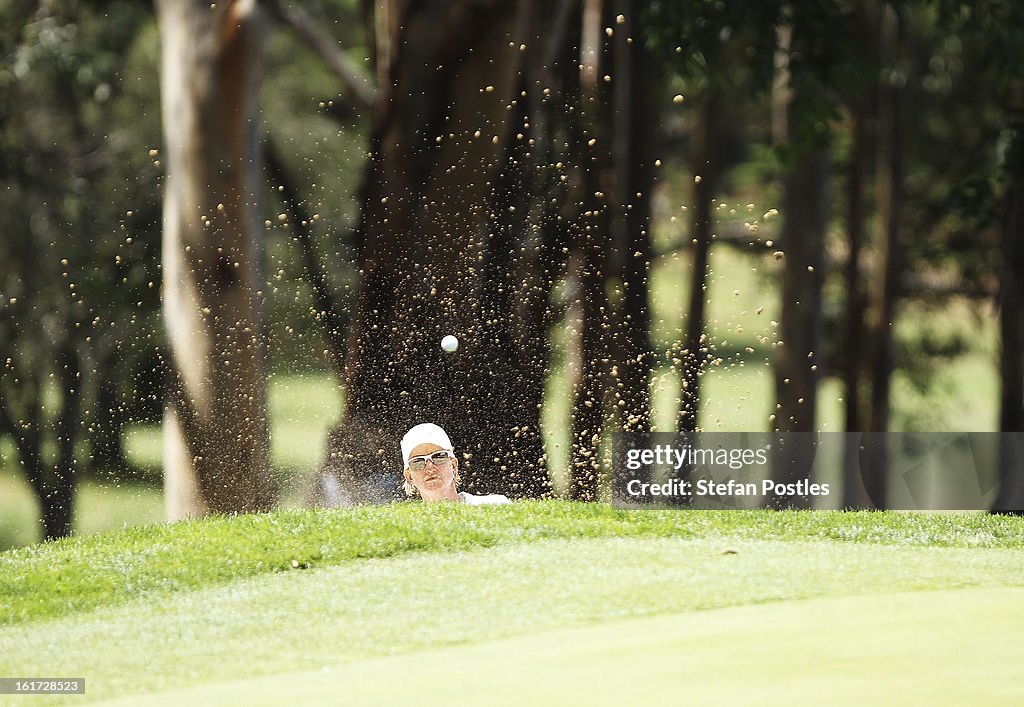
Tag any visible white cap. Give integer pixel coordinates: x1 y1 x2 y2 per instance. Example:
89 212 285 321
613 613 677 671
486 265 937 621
401 423 453 467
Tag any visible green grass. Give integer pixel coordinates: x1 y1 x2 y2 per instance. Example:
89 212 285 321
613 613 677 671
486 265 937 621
1 503 1022 705
3 502 1023 626
93 588 1024 706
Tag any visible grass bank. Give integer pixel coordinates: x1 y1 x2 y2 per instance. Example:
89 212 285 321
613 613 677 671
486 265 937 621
3 501 1022 626
1 502 1022 705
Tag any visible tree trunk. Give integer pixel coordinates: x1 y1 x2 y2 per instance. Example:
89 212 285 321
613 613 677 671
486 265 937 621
0 235 82 541
863 5 905 508
92 346 127 471
45 329 83 540
568 208 610 501
610 0 655 440
842 0 874 508
678 87 721 436
157 0 274 518
522 0 578 368
567 0 614 501
772 86 827 432
770 10 829 508
568 153 613 500
320 0 550 502
995 126 1024 513
480 89 550 498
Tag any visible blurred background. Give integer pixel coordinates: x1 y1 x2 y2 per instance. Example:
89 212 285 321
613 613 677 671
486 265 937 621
1 0 1019 548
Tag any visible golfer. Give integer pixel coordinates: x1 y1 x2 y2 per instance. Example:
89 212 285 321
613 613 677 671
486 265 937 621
401 423 511 505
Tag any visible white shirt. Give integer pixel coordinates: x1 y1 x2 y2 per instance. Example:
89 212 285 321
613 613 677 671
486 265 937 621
459 491 511 506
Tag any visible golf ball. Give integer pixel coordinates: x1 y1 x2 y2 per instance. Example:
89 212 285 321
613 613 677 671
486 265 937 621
441 334 459 353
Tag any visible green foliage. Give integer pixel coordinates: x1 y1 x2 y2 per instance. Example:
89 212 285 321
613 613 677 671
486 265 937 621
643 0 781 91
0 1 162 517
894 5 1005 285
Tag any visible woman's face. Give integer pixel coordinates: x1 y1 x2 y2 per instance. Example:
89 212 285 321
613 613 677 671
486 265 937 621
404 442 458 499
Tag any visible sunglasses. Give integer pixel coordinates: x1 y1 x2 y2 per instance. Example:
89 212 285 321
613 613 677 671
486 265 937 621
408 450 455 472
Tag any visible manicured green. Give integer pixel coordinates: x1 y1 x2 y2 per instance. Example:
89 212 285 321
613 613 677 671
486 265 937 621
1 504 1022 705
93 588 1024 707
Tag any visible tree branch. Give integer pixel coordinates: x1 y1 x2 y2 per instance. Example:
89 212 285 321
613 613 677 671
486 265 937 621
264 0 377 114
265 134 349 379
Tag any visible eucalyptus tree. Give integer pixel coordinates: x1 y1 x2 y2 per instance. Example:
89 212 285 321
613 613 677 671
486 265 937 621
157 0 274 517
